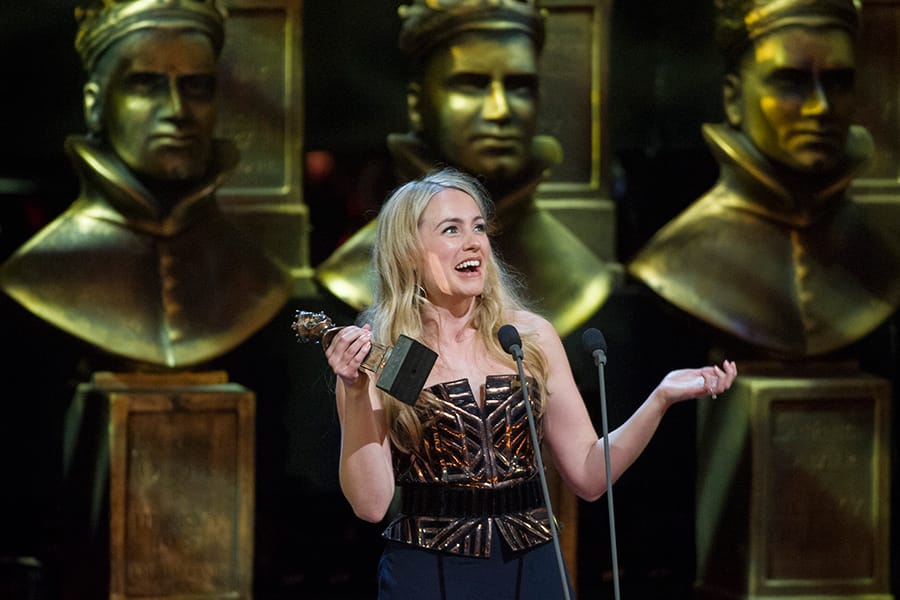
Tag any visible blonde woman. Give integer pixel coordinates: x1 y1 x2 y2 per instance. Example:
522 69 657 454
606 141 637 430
326 167 737 599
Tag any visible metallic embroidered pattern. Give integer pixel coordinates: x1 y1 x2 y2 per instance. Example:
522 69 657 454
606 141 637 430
382 374 552 557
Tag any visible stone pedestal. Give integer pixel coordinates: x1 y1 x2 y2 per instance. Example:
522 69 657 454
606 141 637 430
695 364 892 599
63 371 255 600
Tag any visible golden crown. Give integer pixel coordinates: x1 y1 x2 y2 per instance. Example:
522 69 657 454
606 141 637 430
74 0 227 72
397 0 547 62
715 0 861 58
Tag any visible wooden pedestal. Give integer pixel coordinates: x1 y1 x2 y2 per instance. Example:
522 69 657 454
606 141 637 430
695 366 892 599
64 371 255 600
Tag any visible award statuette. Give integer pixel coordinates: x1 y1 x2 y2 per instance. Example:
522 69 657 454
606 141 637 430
292 310 438 406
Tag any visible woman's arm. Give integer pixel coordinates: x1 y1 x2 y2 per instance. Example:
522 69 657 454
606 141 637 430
326 325 396 522
532 315 737 501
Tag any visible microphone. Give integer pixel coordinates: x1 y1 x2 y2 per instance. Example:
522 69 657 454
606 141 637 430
582 327 621 600
498 324 572 600
582 327 608 366
498 323 523 360
292 310 438 406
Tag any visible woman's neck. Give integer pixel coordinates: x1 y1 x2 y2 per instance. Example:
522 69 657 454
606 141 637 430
420 301 507 391
420 301 477 346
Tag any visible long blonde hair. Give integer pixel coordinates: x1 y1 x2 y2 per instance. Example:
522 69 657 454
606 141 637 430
359 167 549 450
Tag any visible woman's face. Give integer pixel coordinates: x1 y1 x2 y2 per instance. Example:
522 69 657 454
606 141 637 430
416 188 488 307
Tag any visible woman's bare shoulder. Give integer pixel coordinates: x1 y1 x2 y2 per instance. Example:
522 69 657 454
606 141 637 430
509 309 555 336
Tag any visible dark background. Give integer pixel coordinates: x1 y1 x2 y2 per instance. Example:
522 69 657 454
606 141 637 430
0 0 725 264
1 2 893 600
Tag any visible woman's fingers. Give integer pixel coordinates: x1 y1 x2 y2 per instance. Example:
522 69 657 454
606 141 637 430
326 326 372 383
706 360 738 398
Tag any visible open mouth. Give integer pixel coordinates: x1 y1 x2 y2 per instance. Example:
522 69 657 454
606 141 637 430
455 259 481 273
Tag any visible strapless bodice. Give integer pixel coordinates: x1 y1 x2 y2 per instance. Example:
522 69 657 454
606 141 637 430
382 374 552 557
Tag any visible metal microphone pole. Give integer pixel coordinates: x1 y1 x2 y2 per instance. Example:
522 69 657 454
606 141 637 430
595 350 622 600
498 324 572 600
512 349 572 600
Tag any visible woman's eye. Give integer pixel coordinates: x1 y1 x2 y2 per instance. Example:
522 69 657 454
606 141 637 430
442 225 458 234
474 223 486 233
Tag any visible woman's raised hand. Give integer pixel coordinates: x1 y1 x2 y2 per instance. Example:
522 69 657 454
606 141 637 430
655 360 738 406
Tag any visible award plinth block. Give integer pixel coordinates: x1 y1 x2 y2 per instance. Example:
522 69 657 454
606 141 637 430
63 371 255 600
695 364 892 600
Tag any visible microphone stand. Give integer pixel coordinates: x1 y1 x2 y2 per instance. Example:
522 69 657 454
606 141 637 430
510 347 572 600
594 349 622 600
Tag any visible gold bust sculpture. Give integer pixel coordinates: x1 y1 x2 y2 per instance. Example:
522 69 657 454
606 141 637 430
628 0 900 358
0 0 292 368
315 0 618 337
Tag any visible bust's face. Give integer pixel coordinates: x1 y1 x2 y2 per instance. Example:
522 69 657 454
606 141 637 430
96 29 218 182
728 26 856 173
412 30 539 187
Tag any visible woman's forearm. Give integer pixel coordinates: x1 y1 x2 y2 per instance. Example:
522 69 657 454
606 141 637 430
337 381 395 522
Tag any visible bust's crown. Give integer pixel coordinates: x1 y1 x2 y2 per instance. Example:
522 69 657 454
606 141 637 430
398 0 546 63
715 0 861 59
75 0 227 72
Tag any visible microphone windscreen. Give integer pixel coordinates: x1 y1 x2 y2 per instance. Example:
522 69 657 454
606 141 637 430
582 327 607 355
497 324 522 354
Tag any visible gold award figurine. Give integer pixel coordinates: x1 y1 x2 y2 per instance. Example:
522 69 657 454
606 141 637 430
628 0 900 358
292 310 438 406
315 0 619 338
0 0 292 368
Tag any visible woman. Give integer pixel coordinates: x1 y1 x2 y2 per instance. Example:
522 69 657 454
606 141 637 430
325 167 737 599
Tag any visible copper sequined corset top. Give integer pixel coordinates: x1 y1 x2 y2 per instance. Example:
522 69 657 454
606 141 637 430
382 374 552 557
